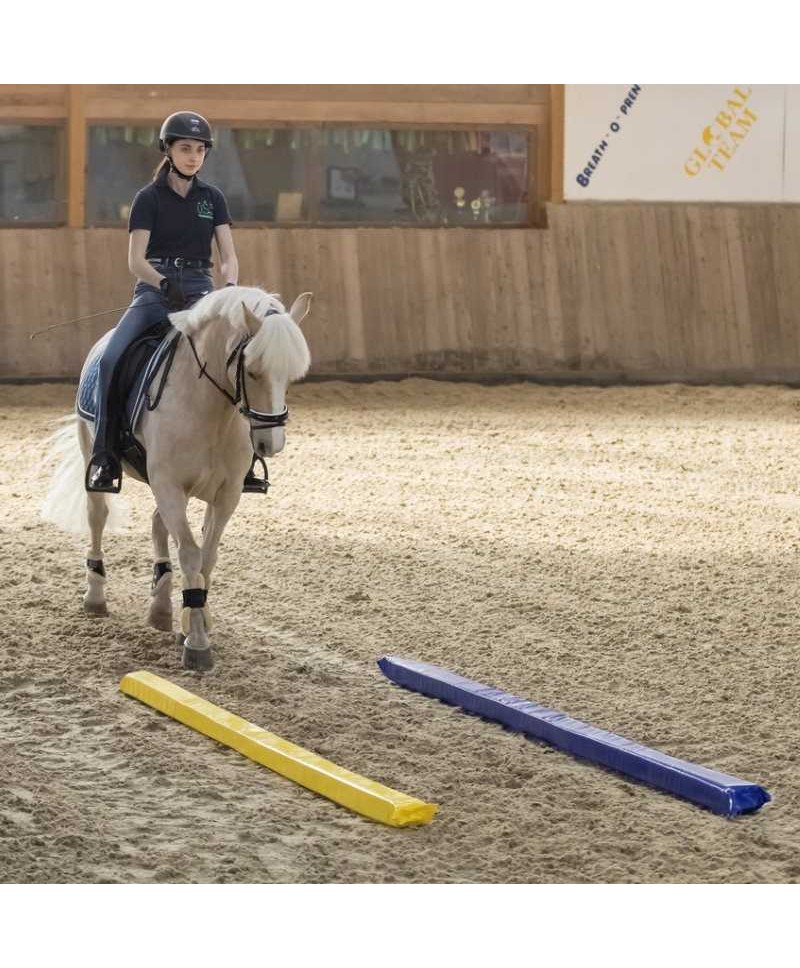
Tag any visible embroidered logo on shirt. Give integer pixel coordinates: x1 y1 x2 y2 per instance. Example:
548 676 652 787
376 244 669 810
197 199 214 220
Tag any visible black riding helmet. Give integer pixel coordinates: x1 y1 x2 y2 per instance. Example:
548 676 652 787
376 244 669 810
159 111 214 153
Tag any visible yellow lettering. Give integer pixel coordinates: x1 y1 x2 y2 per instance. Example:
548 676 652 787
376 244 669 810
686 93 758 178
737 107 758 128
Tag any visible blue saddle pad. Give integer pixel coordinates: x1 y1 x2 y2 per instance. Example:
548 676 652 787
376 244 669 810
77 327 180 432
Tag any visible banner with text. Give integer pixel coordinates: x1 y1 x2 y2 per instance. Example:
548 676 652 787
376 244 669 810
564 85 795 201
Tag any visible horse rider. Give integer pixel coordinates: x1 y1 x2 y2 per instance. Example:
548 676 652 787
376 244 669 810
85 110 266 494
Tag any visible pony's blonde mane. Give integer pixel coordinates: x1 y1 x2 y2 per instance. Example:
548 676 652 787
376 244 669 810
170 285 311 384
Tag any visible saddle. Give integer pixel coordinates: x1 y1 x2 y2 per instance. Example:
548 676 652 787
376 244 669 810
77 321 180 483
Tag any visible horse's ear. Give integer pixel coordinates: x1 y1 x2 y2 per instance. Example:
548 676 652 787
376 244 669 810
289 292 313 326
240 301 262 337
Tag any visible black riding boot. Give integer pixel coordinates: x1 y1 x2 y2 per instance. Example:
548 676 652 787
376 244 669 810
86 364 123 493
242 455 269 494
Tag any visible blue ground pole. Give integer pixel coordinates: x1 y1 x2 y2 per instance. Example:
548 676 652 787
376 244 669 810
378 656 771 817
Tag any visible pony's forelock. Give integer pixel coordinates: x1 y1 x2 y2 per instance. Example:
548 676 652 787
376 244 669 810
245 312 311 384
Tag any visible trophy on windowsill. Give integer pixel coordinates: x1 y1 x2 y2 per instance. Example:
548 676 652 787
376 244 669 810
449 186 469 224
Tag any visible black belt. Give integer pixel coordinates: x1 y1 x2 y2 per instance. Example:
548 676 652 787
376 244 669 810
148 257 213 269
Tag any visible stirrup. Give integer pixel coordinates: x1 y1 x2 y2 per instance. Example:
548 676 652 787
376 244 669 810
242 455 269 494
85 451 123 494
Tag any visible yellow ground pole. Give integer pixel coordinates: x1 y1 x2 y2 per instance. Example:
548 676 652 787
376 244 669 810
120 670 438 827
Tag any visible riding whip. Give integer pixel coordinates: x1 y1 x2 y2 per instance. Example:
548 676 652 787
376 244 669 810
29 300 165 340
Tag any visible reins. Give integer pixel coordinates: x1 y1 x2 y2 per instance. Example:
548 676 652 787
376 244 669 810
186 332 241 406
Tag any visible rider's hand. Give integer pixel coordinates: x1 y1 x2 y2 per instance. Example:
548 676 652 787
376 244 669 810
160 277 185 311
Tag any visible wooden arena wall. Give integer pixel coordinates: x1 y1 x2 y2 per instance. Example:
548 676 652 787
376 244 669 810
3 202 800 382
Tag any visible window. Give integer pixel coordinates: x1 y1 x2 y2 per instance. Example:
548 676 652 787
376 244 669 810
318 127 531 225
213 128 311 222
0 125 64 223
87 125 310 225
87 125 160 224
87 124 533 226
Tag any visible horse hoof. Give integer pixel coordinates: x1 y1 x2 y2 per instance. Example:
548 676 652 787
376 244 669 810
182 644 214 671
83 601 108 617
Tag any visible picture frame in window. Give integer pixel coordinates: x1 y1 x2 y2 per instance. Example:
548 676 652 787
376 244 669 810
275 192 304 222
327 166 359 202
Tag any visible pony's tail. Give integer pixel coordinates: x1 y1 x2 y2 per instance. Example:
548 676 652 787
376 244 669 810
40 415 130 534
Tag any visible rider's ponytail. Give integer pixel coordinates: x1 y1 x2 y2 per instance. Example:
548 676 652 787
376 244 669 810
152 157 170 181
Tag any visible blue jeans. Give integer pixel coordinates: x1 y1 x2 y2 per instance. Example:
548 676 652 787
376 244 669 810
91 267 213 462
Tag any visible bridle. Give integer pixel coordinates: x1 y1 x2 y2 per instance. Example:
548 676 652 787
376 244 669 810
184 313 289 431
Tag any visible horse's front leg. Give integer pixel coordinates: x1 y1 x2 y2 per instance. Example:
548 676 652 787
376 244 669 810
152 484 213 671
200 485 241 594
147 508 174 632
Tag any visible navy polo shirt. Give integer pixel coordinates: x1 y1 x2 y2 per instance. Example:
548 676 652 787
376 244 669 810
128 166 232 260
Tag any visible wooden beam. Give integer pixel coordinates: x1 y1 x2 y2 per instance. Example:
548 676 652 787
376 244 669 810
0 84 68 119
0 105 69 120
86 97 546 127
67 85 86 228
549 84 565 203
84 84 549 105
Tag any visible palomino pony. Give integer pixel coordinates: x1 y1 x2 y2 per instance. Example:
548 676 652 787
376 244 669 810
42 286 312 670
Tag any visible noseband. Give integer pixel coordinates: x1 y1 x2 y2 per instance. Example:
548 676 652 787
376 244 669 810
185 316 289 430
